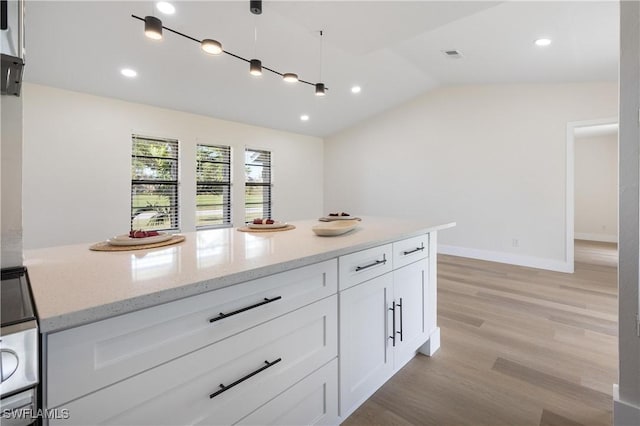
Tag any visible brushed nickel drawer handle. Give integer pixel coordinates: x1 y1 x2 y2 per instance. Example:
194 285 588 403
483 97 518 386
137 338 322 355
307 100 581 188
209 358 282 399
402 244 425 256
209 296 282 323
355 254 387 272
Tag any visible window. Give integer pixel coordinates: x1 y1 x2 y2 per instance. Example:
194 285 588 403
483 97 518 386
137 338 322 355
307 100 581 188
131 135 179 231
196 144 231 228
245 148 272 222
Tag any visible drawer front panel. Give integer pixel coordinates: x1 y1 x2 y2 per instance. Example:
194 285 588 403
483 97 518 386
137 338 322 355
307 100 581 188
51 296 338 425
392 234 429 269
47 259 337 408
338 244 392 290
237 359 338 426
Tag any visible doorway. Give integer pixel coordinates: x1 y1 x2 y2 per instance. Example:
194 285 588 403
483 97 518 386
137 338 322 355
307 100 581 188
566 118 619 272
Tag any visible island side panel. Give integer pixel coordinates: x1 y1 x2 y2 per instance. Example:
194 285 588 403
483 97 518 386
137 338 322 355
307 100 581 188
419 230 440 356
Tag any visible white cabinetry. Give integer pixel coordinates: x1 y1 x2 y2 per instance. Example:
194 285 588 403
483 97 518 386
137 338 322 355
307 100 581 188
47 260 337 409
43 230 442 425
339 234 437 420
45 261 339 425
51 296 337 425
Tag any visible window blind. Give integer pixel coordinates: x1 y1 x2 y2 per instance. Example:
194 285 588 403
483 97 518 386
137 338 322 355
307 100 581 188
131 135 179 231
196 144 232 229
245 148 272 222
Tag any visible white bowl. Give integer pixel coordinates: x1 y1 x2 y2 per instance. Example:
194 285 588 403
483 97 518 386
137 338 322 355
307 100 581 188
312 220 359 236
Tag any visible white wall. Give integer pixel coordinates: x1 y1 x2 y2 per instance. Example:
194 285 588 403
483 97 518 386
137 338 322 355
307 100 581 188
325 82 617 271
22 83 324 249
575 132 618 242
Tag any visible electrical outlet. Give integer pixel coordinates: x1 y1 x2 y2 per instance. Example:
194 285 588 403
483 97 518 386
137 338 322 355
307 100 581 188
512 239 519 248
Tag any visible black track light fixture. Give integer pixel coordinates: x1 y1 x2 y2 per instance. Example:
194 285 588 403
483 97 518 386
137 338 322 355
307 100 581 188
132 0 328 96
250 0 262 15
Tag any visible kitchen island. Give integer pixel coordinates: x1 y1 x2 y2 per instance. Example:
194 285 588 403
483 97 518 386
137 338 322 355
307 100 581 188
25 217 454 425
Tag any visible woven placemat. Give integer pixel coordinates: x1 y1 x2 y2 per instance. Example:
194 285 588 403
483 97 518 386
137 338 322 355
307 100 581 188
237 224 296 233
90 235 186 251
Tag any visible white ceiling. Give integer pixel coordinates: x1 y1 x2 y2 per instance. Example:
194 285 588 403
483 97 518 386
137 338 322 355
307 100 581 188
23 1 618 137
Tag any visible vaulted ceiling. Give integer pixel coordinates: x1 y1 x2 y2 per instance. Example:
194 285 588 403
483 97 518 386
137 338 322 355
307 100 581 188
24 1 618 137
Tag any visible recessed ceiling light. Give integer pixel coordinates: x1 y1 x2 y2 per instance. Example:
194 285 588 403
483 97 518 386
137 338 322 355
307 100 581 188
156 2 175 15
351 86 361 94
120 68 137 78
300 115 310 121
535 38 552 47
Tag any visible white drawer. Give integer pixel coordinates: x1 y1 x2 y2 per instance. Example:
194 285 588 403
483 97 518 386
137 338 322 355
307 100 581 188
47 259 337 408
338 244 393 290
237 359 338 426
51 296 337 425
392 234 429 269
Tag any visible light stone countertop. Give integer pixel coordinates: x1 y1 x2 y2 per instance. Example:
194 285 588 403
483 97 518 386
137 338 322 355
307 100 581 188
24 217 455 333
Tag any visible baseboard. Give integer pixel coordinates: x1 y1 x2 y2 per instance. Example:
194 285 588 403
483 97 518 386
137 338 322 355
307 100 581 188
614 385 640 426
437 244 573 273
575 232 618 243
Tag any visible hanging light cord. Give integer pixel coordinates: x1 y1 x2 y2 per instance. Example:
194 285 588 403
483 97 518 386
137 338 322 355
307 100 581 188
319 30 323 82
131 14 321 88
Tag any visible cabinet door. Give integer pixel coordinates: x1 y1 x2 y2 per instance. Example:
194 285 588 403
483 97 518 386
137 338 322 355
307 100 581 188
393 258 429 369
339 273 393 419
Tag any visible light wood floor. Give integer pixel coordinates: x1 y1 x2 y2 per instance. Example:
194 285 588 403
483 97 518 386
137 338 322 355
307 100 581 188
343 240 618 426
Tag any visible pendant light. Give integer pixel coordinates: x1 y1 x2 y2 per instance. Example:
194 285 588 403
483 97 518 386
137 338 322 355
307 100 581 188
315 30 326 96
144 15 163 40
201 39 223 55
249 20 262 76
250 59 262 76
283 73 299 83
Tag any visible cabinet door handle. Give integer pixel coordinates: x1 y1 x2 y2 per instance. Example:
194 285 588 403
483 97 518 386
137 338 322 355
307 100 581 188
397 298 404 342
388 300 396 347
355 254 387 272
209 296 282 323
209 358 282 399
402 244 425 256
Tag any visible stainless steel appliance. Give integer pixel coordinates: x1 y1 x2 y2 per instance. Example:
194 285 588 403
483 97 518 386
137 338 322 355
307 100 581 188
0 267 39 425
1 1 36 422
1 0 25 95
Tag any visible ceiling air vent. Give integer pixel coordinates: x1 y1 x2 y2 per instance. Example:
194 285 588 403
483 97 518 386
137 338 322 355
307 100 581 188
442 50 463 59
